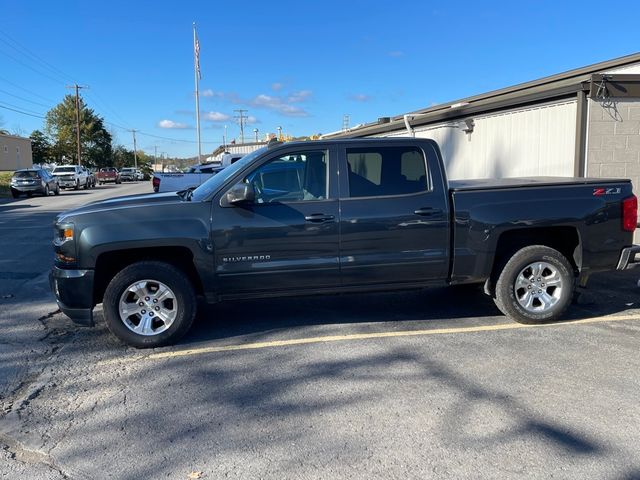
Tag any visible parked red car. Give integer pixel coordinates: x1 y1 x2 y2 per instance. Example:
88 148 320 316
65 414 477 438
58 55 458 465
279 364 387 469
96 167 121 185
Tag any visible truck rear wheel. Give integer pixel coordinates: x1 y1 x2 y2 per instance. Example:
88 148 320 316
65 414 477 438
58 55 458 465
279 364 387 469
102 261 197 348
494 245 574 324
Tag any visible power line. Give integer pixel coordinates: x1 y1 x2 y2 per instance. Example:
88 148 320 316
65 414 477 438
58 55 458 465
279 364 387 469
0 102 45 119
0 74 57 103
0 46 67 85
0 30 76 84
135 130 219 144
0 87 52 108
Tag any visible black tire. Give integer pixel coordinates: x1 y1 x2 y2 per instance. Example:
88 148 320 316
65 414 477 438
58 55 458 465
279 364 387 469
54 184 60 195
74 180 80 190
102 261 197 348
494 245 575 324
43 185 50 196
11 188 20 199
83 180 88 190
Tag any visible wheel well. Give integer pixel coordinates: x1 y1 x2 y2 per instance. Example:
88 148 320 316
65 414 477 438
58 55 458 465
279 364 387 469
486 227 581 294
93 247 204 304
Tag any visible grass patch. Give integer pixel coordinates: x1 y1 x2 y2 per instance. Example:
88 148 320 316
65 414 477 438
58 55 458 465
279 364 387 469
0 172 12 198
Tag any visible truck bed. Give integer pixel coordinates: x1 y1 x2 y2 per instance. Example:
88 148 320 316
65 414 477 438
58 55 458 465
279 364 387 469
449 176 630 191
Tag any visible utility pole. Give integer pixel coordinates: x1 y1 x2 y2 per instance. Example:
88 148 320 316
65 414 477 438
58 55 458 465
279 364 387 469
129 129 138 168
154 145 158 170
234 109 248 144
253 128 259 143
65 84 88 165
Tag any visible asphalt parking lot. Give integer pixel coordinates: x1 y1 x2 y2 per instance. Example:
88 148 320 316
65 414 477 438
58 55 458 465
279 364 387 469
1 182 640 479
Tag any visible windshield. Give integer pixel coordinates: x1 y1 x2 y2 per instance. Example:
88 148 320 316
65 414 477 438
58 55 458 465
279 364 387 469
53 167 76 173
191 147 268 202
14 171 39 178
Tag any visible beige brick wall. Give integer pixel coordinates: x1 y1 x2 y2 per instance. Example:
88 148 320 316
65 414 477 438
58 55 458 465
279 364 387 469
0 134 33 171
586 99 640 241
587 99 640 190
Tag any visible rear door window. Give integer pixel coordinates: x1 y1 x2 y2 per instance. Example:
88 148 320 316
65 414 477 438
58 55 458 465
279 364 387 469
346 146 428 198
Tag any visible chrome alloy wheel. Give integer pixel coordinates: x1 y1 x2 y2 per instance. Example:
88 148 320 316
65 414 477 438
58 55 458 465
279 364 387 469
118 280 177 336
514 262 563 313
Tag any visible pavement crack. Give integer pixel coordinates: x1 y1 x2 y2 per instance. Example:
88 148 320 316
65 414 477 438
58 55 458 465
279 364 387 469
0 434 71 479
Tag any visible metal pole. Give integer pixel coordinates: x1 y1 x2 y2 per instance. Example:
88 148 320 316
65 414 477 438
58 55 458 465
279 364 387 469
193 22 202 162
65 84 88 165
131 129 138 168
74 85 81 165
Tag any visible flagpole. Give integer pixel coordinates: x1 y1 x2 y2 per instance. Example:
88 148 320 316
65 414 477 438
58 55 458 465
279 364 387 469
193 22 202 162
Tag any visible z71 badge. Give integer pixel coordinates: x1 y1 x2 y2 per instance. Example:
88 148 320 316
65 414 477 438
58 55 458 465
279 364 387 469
593 187 621 196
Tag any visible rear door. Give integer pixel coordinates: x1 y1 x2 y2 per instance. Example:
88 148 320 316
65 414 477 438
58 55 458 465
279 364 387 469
338 141 450 285
211 145 341 295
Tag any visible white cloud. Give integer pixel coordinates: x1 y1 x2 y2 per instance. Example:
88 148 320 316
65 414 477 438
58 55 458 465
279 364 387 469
271 82 283 92
204 111 231 122
287 90 312 103
387 50 405 57
158 119 189 129
201 89 224 98
249 91 311 117
349 94 372 102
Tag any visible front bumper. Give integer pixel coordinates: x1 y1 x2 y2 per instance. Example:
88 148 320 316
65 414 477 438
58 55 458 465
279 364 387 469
49 266 95 326
57 179 77 187
616 245 640 270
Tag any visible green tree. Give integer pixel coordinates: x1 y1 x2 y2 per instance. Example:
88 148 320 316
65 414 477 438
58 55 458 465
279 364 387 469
112 145 135 169
29 130 52 164
44 95 113 167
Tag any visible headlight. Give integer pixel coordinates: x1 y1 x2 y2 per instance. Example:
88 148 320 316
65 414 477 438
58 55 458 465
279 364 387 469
54 223 76 265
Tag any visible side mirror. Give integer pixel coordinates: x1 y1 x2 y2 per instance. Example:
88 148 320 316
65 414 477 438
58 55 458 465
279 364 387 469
225 183 255 205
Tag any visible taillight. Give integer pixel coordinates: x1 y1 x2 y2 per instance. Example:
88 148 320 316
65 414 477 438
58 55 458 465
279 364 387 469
622 195 638 232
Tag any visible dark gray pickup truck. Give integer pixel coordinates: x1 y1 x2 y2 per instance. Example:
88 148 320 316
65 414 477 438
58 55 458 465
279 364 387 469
50 138 640 347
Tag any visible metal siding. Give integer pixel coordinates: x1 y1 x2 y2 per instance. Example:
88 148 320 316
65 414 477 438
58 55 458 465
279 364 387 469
371 101 577 180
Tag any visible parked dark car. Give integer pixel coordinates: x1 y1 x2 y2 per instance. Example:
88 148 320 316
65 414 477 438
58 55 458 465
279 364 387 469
11 169 60 198
84 168 97 188
50 138 639 348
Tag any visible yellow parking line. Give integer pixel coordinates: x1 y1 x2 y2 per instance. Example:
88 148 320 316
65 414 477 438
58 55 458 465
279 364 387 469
128 313 640 362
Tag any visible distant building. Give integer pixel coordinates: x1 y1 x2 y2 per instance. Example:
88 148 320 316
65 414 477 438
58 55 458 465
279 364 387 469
207 141 269 163
323 52 640 192
0 133 32 171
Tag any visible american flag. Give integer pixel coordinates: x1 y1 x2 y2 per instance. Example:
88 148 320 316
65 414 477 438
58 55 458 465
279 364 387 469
194 33 201 80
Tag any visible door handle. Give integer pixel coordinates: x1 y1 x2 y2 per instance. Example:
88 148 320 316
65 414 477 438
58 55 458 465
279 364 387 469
305 213 335 223
414 207 443 216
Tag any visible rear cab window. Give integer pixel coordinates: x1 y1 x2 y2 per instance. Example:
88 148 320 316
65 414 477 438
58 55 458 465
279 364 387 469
345 146 429 198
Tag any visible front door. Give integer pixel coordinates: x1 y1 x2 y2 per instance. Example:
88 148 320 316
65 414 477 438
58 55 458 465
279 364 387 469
338 142 450 286
211 146 340 296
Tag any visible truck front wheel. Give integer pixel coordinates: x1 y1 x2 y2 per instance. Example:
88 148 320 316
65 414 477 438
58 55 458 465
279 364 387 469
494 245 574 324
102 261 197 348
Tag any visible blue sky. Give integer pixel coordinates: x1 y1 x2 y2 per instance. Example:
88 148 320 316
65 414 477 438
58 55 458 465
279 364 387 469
1 0 639 158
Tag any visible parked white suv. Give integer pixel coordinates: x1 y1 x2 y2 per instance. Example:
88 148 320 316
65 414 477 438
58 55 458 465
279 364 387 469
52 165 90 190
